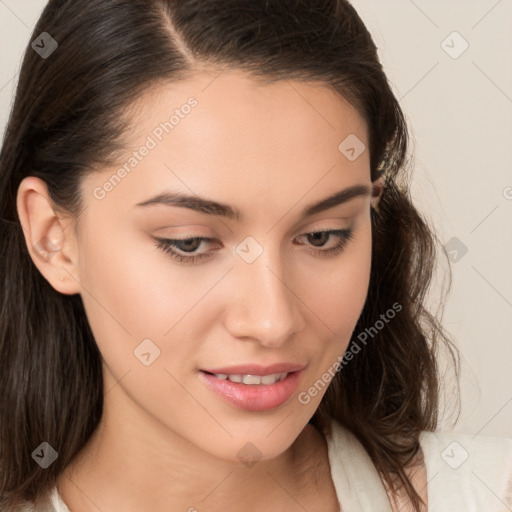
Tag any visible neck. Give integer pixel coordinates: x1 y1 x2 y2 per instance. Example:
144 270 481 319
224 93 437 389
56 375 327 512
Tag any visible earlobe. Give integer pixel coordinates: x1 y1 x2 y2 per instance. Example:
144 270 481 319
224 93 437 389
16 176 81 295
371 177 385 210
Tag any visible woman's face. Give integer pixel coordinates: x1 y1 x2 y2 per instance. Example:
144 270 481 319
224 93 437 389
70 70 376 461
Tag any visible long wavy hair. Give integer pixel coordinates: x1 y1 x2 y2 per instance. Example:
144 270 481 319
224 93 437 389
0 1 460 510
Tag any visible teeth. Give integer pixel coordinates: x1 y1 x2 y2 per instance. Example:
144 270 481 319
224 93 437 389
261 374 285 385
213 372 288 385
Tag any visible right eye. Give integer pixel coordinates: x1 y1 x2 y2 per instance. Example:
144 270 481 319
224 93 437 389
153 236 221 263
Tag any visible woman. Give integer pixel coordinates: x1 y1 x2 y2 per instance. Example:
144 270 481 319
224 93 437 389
1 1 511 511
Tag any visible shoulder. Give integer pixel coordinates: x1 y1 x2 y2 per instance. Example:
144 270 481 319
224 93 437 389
419 429 512 511
325 420 512 512
3 486 69 512
324 420 397 510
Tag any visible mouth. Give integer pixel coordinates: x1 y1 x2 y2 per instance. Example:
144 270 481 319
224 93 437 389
198 367 304 412
202 371 289 385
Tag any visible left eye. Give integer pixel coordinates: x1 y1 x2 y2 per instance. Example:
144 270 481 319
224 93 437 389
153 228 354 264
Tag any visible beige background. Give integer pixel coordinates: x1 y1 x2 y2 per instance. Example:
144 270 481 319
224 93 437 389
1 0 511 437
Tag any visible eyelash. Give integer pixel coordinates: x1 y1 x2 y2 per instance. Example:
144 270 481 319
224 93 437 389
153 229 354 264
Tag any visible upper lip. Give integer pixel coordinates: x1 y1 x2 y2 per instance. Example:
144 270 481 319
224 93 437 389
201 363 305 376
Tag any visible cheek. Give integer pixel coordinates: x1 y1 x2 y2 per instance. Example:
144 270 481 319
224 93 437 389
76 222 223 375
302 224 373 391
300 223 372 338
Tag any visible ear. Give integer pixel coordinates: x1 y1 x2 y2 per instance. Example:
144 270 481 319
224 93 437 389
16 176 82 295
371 177 385 208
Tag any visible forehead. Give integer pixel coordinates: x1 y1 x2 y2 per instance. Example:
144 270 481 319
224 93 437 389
121 68 368 159
82 69 370 217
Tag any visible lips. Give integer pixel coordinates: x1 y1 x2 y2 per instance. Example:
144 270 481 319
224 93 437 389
201 363 305 376
198 362 305 412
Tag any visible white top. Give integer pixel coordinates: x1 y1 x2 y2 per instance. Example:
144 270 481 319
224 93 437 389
20 420 512 511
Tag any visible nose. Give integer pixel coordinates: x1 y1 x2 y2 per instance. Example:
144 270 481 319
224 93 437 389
222 247 305 348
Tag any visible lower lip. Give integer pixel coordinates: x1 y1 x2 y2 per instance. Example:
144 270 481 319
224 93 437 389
198 370 302 412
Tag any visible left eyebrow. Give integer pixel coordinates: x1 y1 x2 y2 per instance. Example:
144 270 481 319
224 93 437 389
134 184 371 222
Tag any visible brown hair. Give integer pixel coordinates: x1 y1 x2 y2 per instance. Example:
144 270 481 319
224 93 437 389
0 1 459 510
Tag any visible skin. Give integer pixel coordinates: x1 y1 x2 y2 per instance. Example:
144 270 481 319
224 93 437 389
17 69 426 511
